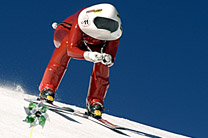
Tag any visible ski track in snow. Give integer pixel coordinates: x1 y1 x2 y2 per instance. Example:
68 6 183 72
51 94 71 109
0 86 191 138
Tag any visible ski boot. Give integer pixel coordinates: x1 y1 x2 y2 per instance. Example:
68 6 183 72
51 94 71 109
39 89 55 104
87 99 104 119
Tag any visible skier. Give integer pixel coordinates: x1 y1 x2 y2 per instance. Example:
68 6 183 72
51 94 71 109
39 3 122 118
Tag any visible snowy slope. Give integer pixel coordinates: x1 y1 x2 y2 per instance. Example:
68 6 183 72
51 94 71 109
0 86 190 138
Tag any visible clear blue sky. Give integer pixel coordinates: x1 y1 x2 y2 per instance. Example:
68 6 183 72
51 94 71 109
0 0 207 137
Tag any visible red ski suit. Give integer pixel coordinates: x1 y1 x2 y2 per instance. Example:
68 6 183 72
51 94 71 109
39 9 120 106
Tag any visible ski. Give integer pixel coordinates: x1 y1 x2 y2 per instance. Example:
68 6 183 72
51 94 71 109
24 98 85 117
24 98 120 129
24 98 161 138
48 104 161 138
24 98 128 136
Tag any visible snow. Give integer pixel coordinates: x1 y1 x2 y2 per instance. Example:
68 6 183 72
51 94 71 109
0 86 190 138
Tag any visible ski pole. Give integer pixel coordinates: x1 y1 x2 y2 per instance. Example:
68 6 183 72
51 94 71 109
30 126 34 137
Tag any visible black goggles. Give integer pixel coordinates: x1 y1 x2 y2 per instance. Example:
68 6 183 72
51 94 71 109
93 17 119 33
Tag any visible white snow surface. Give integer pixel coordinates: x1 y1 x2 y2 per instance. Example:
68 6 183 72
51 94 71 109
0 86 190 138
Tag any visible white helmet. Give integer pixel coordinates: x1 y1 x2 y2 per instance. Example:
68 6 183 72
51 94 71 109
78 3 122 40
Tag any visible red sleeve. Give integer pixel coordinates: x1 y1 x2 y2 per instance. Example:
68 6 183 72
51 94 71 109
104 38 120 63
66 18 85 59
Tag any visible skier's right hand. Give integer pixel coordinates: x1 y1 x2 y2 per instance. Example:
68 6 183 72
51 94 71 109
84 51 103 63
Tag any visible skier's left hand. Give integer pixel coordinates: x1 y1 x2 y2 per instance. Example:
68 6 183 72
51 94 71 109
101 53 113 66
